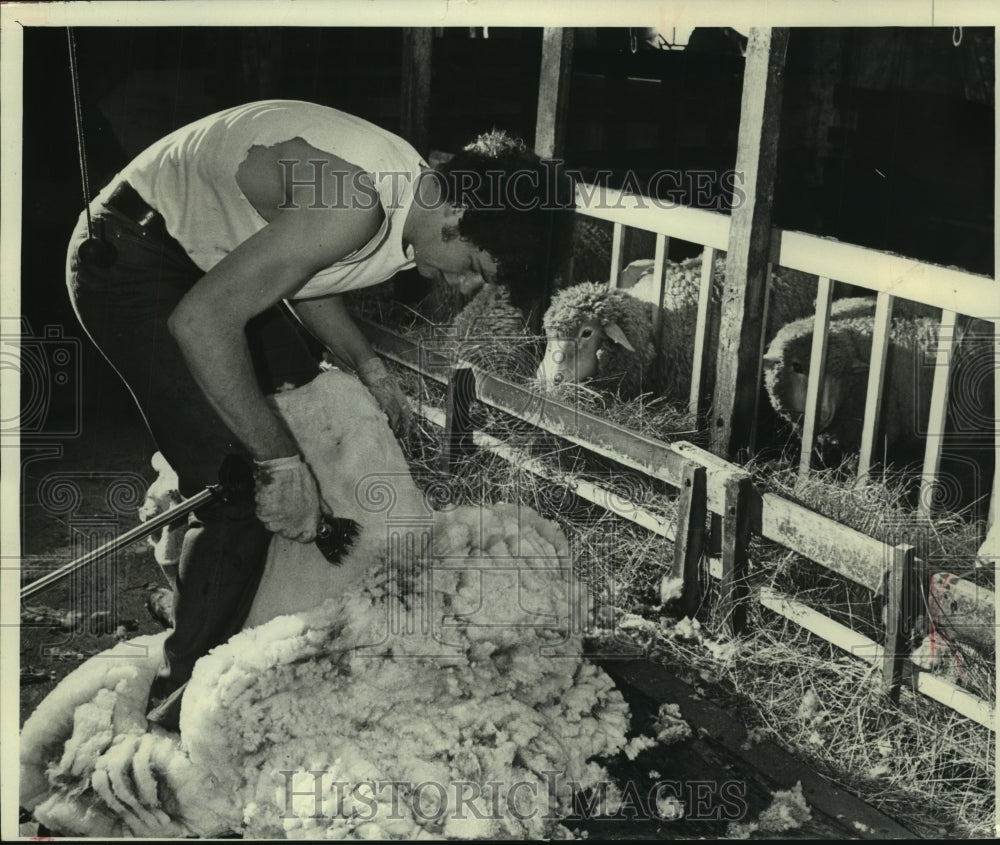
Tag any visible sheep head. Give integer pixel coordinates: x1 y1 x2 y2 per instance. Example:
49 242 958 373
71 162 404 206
762 339 862 434
535 282 655 395
763 298 875 433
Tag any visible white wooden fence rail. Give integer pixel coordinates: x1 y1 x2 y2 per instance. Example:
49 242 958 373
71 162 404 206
574 182 997 499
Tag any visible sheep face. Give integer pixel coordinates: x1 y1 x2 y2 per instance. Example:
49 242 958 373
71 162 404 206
536 283 654 395
535 315 634 387
762 351 842 432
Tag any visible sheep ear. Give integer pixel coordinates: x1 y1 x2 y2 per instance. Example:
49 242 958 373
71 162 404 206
604 322 635 352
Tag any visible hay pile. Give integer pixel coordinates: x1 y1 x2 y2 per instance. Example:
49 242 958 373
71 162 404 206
386 355 995 838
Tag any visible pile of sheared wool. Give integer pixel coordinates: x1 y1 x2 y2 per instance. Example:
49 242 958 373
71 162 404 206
20 368 631 839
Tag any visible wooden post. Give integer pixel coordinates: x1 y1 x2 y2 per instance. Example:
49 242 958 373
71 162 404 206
720 472 754 635
882 543 917 704
710 27 789 461
534 27 574 159
401 28 433 157
676 463 708 617
441 366 476 471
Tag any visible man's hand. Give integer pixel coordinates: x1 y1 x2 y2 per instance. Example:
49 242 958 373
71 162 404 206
357 357 413 438
253 455 322 542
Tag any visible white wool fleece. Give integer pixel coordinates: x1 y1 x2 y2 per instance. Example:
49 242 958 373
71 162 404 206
20 369 632 840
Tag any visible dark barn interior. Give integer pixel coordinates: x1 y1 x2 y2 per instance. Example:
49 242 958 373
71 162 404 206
14 24 996 840
20 25 995 437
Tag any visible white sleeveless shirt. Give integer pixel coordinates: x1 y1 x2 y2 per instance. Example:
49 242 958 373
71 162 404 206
96 100 424 299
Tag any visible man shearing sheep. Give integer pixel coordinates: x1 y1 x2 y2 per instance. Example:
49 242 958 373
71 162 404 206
66 99 575 729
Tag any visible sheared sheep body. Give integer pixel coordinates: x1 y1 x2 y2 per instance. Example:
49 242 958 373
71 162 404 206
536 255 820 399
20 368 631 840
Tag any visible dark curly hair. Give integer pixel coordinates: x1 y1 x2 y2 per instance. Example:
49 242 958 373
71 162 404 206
436 130 576 309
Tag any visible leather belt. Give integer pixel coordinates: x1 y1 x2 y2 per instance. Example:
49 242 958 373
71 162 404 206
104 181 169 238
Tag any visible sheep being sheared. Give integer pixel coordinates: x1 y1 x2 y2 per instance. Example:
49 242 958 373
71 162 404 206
20 367 632 840
536 255 819 399
762 296 993 461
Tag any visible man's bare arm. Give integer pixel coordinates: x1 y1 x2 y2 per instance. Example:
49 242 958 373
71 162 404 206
168 180 384 461
291 294 378 371
292 295 414 435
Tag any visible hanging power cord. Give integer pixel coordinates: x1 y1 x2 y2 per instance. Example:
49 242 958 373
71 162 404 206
68 27 116 268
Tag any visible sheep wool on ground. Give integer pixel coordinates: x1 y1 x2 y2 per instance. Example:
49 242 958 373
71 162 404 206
19 368 632 840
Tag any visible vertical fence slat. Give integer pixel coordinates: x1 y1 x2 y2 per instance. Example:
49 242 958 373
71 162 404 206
609 223 626 288
798 276 834 478
882 543 917 704
918 310 958 519
689 245 717 418
651 233 669 346
749 263 776 451
676 462 708 617
858 291 895 477
721 472 753 635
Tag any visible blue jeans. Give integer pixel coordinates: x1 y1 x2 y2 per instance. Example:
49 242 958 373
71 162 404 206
67 203 320 693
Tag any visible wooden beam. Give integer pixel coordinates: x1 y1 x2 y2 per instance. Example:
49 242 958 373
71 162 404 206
747 263 776 451
598 647 930 834
575 185 996 320
711 27 789 461
534 27 574 159
759 588 994 730
577 184 730 250
418 405 675 540
400 28 433 157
